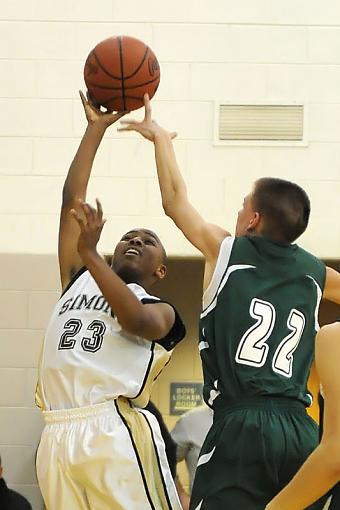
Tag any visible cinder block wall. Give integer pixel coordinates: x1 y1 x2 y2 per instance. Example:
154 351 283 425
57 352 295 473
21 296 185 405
1 2 340 508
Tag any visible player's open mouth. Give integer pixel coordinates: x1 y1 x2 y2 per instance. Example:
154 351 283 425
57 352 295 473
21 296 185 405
125 248 141 256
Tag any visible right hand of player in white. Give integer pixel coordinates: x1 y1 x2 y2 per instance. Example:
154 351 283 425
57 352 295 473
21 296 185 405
79 90 129 128
118 93 177 142
70 198 106 257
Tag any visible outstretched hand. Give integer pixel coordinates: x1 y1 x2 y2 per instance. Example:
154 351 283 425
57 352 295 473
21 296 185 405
118 94 177 141
70 198 106 256
79 90 128 128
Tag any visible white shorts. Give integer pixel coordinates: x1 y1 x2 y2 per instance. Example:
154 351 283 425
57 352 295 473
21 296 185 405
36 398 182 510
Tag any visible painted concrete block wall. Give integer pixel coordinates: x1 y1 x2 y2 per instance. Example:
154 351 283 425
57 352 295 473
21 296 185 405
1 2 340 508
0 1 339 257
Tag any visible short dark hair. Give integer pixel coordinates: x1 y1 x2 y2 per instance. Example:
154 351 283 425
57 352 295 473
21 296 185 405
252 177 310 243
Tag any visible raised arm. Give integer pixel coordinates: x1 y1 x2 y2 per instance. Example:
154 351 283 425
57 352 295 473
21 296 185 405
323 266 340 304
266 322 340 510
59 91 126 291
119 96 229 268
71 199 178 341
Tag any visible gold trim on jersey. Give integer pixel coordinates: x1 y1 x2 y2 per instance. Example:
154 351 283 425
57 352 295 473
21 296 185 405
131 343 171 408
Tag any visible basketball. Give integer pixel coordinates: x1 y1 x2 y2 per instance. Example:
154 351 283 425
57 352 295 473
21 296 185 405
84 35 161 112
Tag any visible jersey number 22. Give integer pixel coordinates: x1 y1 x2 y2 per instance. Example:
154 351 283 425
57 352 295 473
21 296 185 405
235 298 306 378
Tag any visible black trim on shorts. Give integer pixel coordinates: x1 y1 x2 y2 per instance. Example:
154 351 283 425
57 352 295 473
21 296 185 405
138 409 172 510
114 400 156 510
60 266 87 298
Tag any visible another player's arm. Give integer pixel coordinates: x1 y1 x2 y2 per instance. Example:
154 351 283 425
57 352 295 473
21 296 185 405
323 266 340 304
266 322 340 510
175 478 190 510
71 199 176 340
59 91 126 292
119 96 229 285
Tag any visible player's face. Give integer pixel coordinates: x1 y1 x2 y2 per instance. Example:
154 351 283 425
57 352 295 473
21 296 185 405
111 229 166 285
235 193 259 236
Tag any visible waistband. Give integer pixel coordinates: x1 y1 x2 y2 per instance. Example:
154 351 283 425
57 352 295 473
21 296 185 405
42 400 118 424
214 396 306 417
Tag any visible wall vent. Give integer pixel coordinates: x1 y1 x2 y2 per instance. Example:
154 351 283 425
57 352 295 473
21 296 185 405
218 104 304 142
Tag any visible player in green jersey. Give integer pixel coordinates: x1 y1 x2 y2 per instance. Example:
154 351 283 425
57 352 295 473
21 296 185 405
119 96 340 510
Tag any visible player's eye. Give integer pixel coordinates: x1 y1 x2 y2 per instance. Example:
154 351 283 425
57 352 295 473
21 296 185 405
145 238 156 246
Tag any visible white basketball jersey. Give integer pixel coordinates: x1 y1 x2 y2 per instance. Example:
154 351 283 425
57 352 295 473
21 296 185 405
36 268 183 411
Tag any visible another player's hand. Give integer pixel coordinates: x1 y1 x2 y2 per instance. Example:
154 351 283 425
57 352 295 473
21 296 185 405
118 94 177 141
70 198 106 256
79 90 128 128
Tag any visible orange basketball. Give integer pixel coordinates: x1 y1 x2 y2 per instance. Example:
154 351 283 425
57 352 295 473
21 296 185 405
84 36 161 112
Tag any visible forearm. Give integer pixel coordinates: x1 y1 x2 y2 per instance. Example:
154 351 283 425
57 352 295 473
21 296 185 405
267 443 340 510
80 249 147 333
153 131 188 211
63 124 106 203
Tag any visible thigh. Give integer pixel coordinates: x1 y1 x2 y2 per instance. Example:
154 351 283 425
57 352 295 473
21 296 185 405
190 409 277 510
37 427 88 510
190 408 320 510
82 400 181 510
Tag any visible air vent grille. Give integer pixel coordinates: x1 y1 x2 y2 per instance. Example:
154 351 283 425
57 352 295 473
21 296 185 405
219 104 304 141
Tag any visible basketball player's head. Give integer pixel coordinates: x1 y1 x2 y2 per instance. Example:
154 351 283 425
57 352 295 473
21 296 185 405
235 177 310 243
0 455 3 478
111 228 167 288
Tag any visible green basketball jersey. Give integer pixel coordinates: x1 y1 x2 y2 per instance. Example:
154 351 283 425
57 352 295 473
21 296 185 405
200 235 326 409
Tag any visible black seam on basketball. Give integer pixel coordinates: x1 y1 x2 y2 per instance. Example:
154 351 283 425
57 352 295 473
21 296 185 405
123 46 149 79
114 401 157 510
92 50 122 81
100 96 145 108
85 75 160 91
138 411 172 510
118 37 126 111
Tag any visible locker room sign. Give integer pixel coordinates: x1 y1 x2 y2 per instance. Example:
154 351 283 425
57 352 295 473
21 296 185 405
170 382 203 415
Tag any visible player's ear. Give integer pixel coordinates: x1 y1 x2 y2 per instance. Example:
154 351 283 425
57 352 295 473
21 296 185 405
247 212 261 232
154 264 167 280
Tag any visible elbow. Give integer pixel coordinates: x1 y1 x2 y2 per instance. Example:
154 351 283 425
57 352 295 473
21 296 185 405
61 188 79 209
62 187 73 206
322 440 340 477
162 200 174 217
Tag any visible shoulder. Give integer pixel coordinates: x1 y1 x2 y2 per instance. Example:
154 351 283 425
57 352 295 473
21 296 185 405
315 322 340 373
130 284 186 348
9 488 32 508
295 245 325 271
317 322 340 344
61 266 88 297
177 405 207 425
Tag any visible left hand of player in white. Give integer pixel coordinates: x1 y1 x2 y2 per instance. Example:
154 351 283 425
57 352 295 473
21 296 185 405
118 93 177 141
80 90 129 129
70 198 106 257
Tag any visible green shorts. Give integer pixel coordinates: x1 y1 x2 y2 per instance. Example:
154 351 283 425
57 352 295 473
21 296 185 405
189 398 326 510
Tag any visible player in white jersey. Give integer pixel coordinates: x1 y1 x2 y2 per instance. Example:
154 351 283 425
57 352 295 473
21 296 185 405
35 92 185 510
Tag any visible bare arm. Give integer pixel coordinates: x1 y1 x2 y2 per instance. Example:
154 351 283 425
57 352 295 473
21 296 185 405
71 199 176 340
59 91 126 291
119 95 229 268
323 266 340 304
175 477 190 510
266 322 340 510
